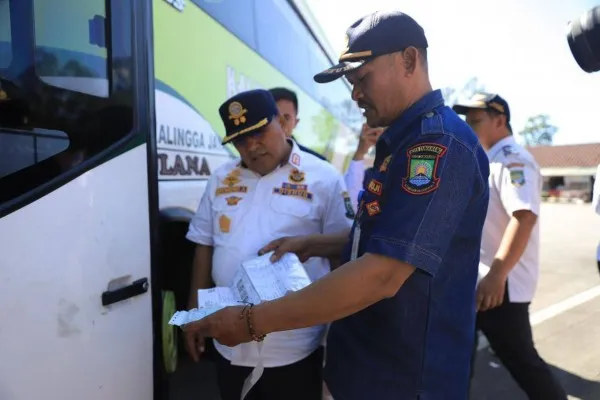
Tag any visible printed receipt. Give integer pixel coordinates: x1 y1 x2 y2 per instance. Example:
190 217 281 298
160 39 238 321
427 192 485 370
168 251 311 326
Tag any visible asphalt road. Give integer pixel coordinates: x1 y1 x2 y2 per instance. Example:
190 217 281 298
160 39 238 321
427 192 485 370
470 203 600 400
168 203 600 400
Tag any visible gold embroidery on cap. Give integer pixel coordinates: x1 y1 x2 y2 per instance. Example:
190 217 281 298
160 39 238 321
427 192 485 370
228 101 247 126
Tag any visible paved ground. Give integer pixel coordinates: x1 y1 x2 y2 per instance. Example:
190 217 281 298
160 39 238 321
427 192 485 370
470 203 600 400
169 203 600 400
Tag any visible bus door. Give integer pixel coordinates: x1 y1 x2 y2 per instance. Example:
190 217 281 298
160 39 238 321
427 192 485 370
0 0 159 399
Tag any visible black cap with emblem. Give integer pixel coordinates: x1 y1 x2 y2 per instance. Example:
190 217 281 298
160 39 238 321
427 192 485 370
219 89 279 145
313 10 428 84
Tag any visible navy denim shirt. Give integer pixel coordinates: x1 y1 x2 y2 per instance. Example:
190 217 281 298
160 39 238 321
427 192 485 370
324 90 490 400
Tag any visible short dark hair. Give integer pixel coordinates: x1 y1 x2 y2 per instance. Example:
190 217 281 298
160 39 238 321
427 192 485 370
269 87 298 114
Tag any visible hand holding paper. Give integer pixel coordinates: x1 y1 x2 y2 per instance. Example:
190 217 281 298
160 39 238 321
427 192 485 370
168 251 313 347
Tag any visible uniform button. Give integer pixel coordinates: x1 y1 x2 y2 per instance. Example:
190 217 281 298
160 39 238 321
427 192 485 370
424 112 434 118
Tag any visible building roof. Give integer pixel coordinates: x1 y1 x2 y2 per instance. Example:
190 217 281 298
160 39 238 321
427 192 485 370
527 142 600 169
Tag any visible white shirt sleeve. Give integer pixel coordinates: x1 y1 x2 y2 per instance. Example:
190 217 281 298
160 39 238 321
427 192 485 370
186 176 216 246
344 159 366 211
592 164 600 216
323 174 355 234
498 161 541 216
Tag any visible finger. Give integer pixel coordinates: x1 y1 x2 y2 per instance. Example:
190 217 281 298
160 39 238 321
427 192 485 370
270 246 285 262
185 333 199 362
482 295 493 311
197 336 205 353
182 319 210 337
258 239 281 256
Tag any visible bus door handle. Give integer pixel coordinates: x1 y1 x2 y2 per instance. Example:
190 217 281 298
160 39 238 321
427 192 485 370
102 277 149 306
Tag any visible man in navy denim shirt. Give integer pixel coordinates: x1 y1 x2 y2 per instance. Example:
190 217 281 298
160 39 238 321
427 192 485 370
183 10 490 400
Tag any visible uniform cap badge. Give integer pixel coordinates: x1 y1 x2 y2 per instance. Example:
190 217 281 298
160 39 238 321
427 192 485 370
228 101 247 126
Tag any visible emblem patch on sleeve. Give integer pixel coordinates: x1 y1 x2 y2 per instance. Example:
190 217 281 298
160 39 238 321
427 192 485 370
509 169 525 187
367 179 383 196
365 200 381 216
401 143 447 195
342 191 355 219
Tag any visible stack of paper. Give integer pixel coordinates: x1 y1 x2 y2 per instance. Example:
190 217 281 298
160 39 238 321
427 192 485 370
169 252 311 327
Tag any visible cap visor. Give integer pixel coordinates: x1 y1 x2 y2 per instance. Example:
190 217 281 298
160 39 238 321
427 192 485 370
452 101 487 115
221 117 272 145
313 61 365 84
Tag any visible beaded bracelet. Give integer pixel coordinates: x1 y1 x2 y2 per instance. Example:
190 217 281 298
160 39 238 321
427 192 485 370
240 303 266 342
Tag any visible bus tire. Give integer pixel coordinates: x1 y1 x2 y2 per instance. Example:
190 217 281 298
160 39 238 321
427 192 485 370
162 290 178 374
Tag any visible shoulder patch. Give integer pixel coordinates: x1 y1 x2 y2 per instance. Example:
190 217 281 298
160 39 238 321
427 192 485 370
401 143 447 195
342 191 355 219
509 169 525 187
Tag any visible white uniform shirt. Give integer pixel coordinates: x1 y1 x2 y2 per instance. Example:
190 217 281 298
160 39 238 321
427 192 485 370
344 159 367 211
186 141 354 367
479 136 542 303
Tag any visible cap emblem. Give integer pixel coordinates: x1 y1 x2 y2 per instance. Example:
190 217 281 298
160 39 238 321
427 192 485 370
228 101 247 126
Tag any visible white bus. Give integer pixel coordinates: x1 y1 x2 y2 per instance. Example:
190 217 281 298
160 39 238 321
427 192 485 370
0 0 361 398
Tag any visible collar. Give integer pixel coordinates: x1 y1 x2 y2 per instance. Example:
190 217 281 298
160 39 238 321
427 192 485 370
487 135 516 160
380 89 445 149
286 139 303 168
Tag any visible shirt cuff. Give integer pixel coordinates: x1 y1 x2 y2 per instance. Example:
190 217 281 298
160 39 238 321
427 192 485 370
365 236 442 276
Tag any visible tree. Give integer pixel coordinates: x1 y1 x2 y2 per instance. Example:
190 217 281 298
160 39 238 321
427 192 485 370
442 77 486 107
518 114 558 146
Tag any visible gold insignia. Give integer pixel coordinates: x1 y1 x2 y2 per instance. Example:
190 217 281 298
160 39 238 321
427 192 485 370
219 215 231 233
380 155 392 172
226 196 242 206
228 101 247 126
215 170 248 196
289 168 305 183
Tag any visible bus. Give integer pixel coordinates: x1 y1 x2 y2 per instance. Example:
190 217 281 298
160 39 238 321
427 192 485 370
0 0 361 398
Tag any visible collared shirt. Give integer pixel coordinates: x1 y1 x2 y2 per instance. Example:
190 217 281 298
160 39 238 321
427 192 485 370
344 159 368 210
478 136 542 303
324 90 490 400
186 140 353 368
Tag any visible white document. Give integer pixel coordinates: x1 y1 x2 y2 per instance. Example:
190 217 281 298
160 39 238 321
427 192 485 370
168 252 312 326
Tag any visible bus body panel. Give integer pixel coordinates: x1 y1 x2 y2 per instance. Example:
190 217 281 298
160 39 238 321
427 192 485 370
0 145 154 400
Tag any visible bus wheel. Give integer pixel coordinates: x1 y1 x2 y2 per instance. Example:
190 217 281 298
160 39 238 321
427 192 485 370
162 290 178 374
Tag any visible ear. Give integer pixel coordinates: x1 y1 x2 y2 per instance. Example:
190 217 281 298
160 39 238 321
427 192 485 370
496 114 506 129
401 47 418 76
277 114 291 135
294 117 300 128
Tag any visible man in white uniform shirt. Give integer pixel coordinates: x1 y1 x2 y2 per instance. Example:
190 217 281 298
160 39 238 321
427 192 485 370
184 89 353 400
454 93 566 400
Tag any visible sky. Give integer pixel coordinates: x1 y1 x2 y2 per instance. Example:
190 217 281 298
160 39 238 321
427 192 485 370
306 0 600 146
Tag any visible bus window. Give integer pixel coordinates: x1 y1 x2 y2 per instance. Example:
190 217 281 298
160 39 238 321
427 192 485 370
0 0 134 209
0 0 10 68
34 0 109 97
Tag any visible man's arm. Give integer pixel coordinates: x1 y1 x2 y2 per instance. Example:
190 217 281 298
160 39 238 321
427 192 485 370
254 253 415 334
187 245 214 309
487 210 537 278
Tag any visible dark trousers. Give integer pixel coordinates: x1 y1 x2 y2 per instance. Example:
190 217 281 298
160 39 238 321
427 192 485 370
214 347 324 400
472 287 567 400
